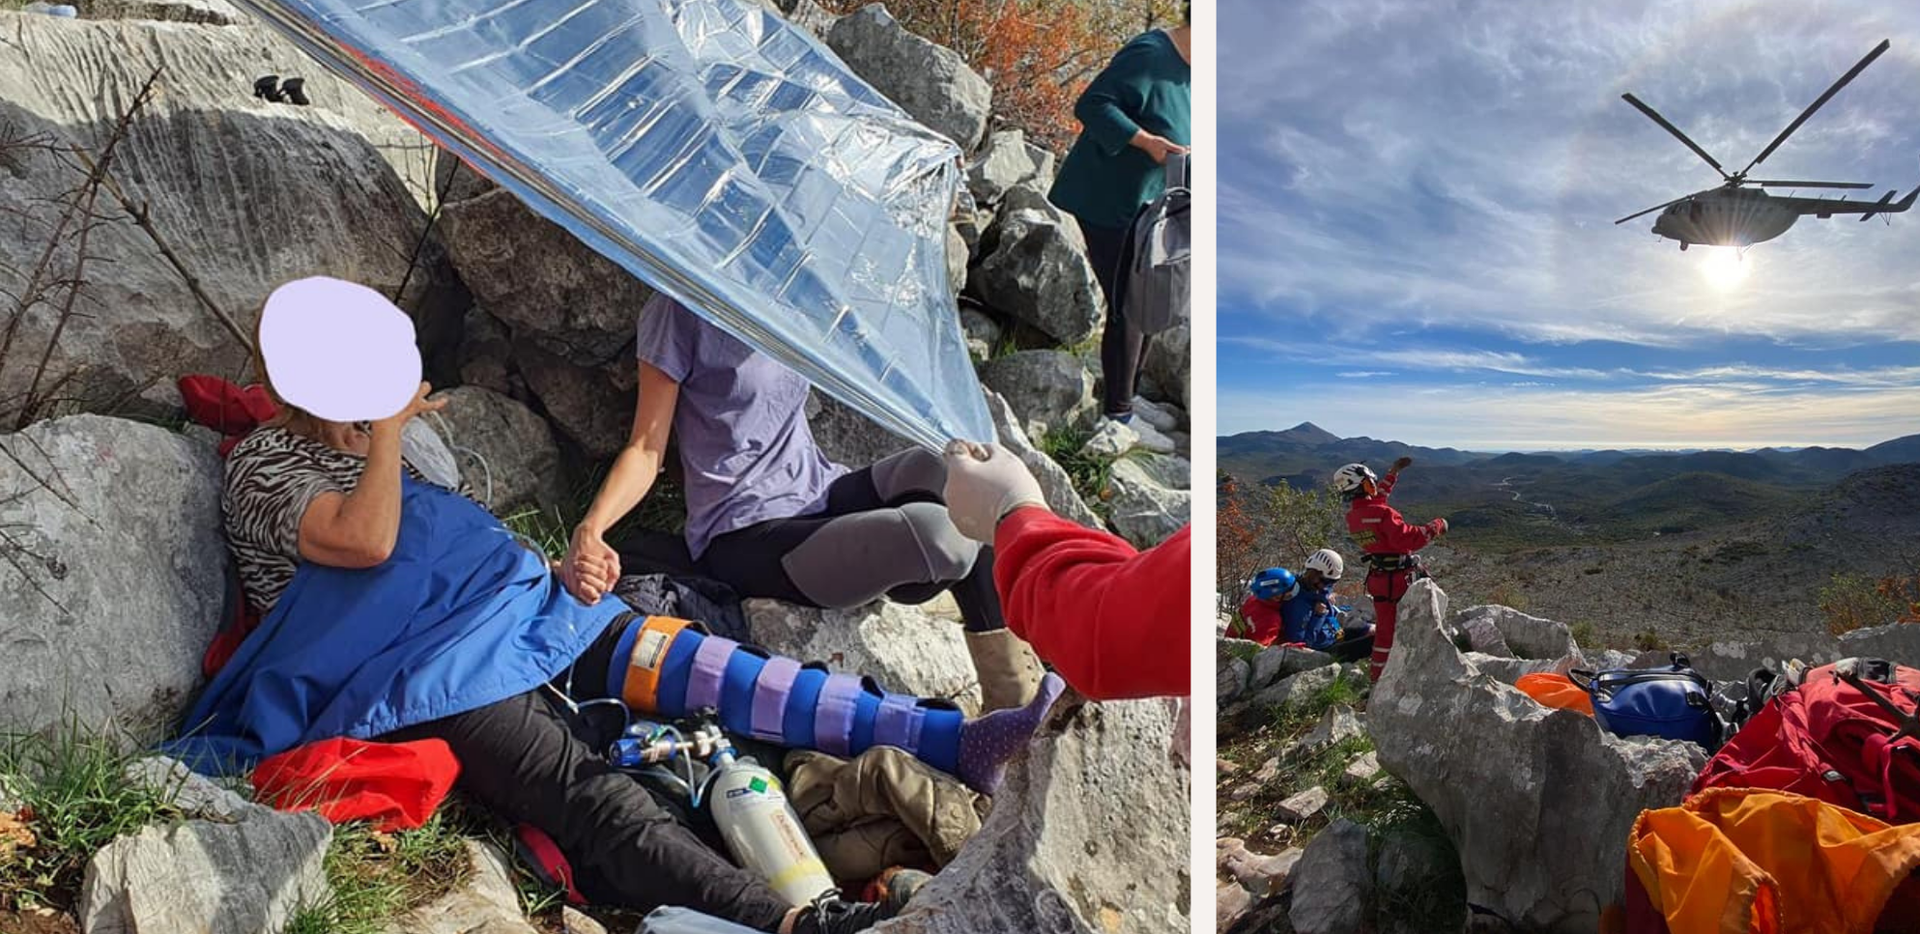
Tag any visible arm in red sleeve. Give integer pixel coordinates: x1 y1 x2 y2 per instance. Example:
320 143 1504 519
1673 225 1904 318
1237 594 1282 646
1372 503 1436 553
991 507 1190 700
1351 497 1435 554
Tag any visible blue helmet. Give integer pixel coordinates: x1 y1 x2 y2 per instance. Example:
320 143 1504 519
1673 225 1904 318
1250 567 1300 602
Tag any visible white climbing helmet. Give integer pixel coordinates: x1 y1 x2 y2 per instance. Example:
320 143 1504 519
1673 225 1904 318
1330 463 1377 496
1305 548 1344 581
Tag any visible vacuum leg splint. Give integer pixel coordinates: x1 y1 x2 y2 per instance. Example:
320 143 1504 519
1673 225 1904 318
606 616 1060 794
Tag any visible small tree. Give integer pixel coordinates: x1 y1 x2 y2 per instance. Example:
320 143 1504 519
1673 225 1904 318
1819 573 1903 637
1258 480 1342 571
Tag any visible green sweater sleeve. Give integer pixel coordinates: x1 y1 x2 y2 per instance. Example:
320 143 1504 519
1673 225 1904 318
1073 40 1157 156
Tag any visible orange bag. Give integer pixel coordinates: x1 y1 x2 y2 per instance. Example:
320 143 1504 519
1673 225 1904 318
1516 672 1595 717
1627 788 1920 934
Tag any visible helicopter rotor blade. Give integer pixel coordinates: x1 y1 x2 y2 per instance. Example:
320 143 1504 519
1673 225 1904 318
1614 194 1693 225
1752 180 1875 189
1739 39 1891 174
1621 93 1730 178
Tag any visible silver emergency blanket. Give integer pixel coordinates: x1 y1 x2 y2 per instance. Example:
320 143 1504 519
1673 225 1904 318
231 0 991 448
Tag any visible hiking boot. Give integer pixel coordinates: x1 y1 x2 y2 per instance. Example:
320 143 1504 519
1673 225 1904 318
791 896 889 934
280 77 310 106
253 75 285 103
964 628 1043 712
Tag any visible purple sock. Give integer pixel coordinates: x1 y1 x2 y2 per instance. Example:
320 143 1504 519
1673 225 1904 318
955 672 1066 794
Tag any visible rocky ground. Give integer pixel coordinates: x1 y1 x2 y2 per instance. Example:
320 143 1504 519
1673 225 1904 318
1215 582 1920 933
1431 469 1920 650
0 0 1191 931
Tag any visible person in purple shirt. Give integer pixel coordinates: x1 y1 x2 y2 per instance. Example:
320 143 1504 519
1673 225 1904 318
561 295 1044 712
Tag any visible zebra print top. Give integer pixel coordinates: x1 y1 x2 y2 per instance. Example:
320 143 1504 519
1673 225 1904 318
223 426 474 613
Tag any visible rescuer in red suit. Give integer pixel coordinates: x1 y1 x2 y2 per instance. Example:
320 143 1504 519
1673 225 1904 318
1335 457 1448 682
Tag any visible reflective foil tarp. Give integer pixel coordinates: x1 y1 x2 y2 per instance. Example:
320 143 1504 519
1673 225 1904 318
230 0 990 448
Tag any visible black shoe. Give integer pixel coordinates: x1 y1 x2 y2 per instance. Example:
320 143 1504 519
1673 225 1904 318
253 75 285 103
280 77 310 106
791 897 888 934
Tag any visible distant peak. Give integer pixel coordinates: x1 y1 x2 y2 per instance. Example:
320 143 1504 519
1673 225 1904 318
1284 421 1343 443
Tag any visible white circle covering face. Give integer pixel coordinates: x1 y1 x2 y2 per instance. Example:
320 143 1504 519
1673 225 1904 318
259 276 421 423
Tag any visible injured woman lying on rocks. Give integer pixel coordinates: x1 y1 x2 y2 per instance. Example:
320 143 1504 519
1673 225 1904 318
165 281 1064 934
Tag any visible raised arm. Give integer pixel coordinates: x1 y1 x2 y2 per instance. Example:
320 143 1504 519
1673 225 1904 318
296 383 443 568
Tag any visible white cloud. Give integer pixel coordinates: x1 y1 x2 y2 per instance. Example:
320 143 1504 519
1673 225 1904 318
1219 379 1920 450
1219 0 1920 348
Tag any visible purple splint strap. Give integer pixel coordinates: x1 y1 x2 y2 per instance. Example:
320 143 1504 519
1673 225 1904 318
685 636 739 714
814 674 862 756
750 657 802 743
874 693 920 751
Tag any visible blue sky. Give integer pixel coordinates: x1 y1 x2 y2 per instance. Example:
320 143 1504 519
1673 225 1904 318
1218 0 1920 450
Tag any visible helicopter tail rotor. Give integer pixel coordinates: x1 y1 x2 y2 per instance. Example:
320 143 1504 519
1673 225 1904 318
1861 185 1920 222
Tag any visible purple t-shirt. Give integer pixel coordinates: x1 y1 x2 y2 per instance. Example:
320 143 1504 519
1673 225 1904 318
636 294 846 559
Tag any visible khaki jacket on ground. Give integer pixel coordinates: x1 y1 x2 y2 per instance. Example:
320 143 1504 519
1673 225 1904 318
784 747 983 885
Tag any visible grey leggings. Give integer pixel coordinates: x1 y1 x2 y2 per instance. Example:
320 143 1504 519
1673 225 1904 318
699 448 1006 632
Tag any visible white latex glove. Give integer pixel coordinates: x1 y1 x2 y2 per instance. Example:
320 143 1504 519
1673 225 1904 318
942 440 1048 543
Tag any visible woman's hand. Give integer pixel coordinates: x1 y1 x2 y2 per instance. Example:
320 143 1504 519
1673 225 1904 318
373 382 447 432
1390 455 1414 473
561 525 621 605
1130 130 1189 165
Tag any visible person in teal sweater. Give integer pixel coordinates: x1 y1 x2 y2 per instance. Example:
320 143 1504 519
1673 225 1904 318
1048 3 1191 423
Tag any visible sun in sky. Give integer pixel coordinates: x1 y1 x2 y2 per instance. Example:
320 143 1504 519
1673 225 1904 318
1698 247 1751 291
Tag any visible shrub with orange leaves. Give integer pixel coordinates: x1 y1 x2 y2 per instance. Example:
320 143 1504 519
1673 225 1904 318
1218 471 1259 609
821 0 1184 152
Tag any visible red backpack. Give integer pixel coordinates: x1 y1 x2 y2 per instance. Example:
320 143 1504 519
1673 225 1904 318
1693 657 1920 823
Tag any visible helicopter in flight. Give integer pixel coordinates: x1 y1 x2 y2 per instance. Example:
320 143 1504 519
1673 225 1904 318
1615 39 1917 251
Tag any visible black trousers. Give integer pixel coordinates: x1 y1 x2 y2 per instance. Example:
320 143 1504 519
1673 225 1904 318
1078 219 1152 419
382 616 793 931
700 452 1006 633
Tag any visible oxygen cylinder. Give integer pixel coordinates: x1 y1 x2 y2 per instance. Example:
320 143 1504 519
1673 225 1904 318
705 748 836 907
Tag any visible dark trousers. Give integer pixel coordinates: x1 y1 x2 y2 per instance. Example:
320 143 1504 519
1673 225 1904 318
383 617 793 931
1078 219 1152 419
701 453 1006 633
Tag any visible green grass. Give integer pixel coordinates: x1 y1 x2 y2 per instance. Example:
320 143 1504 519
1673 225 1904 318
477 824 569 920
1569 620 1597 649
0 720 183 913
1037 424 1115 517
284 810 474 934
502 468 686 562
1217 667 1466 930
1 716 473 928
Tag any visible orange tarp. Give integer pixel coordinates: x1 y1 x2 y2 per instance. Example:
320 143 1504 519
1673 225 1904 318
1516 672 1595 717
1627 788 1920 934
